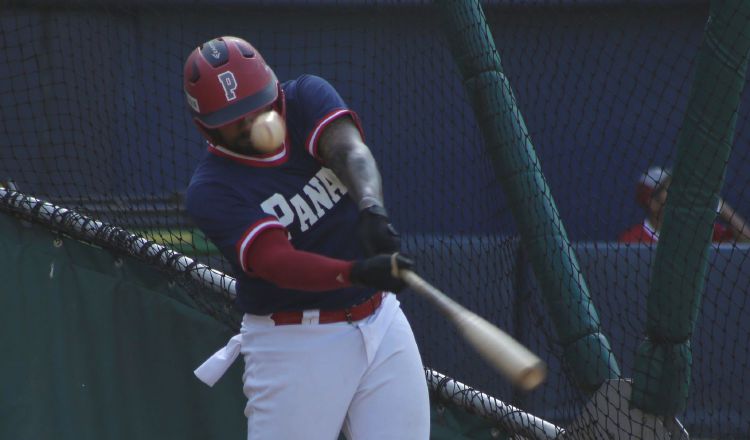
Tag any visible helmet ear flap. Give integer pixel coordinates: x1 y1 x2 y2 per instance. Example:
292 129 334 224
194 119 223 146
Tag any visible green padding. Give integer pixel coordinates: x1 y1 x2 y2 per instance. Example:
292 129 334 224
633 0 750 415
0 213 246 440
644 0 750 340
631 340 691 415
434 0 620 393
0 212 514 439
563 333 619 393
435 0 502 78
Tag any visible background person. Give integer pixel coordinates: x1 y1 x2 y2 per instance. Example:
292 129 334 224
619 166 750 243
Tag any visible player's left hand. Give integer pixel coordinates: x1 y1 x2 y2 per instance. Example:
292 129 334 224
357 205 401 256
350 252 413 293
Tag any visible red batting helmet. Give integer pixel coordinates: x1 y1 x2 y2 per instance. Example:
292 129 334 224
183 36 280 142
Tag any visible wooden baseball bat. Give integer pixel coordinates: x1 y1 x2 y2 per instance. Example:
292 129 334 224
400 269 546 391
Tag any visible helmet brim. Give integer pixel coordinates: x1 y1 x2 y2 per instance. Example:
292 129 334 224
194 80 278 129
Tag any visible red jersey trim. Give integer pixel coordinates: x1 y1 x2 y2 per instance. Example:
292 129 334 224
305 109 365 159
236 217 286 273
208 140 290 168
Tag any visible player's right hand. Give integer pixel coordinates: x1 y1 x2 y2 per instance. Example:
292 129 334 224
350 252 413 293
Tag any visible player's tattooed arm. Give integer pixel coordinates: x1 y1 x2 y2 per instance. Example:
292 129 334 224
319 117 384 210
320 116 401 255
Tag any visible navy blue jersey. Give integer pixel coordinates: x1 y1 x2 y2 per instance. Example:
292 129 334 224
186 75 376 314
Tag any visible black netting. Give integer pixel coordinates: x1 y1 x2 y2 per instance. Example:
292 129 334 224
2 1 749 438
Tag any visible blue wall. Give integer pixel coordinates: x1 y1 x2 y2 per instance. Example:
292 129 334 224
4 1 749 242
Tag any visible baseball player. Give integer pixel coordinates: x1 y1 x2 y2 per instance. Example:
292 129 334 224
182 36 430 439
619 166 750 243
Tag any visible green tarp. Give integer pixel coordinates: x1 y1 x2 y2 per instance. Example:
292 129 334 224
0 213 246 439
0 211 508 439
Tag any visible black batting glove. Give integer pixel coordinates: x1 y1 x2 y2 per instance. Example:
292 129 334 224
357 205 401 256
350 253 413 293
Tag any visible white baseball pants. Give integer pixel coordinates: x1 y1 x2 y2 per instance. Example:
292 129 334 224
239 293 430 440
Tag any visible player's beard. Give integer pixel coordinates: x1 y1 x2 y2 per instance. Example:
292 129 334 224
223 132 266 156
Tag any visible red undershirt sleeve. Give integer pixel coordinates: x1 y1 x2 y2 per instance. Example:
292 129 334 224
245 228 355 291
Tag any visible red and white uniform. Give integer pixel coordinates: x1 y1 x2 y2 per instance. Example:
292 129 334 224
619 219 734 243
187 74 429 439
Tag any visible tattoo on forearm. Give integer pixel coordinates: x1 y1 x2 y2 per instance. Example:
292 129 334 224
320 118 384 209
325 143 383 208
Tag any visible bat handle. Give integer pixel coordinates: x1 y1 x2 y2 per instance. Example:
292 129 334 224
399 269 422 292
399 269 547 391
399 269 466 320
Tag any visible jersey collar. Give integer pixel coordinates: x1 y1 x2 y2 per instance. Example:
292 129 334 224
207 138 289 168
207 90 289 168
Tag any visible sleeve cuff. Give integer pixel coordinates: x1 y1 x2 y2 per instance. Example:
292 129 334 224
306 109 364 159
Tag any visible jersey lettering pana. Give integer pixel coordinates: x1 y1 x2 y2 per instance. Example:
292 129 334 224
260 167 348 234
186 75 376 314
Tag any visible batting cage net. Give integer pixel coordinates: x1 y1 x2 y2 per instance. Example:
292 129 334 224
2 0 750 439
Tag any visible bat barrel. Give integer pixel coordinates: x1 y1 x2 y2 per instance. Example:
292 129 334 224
516 362 547 391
